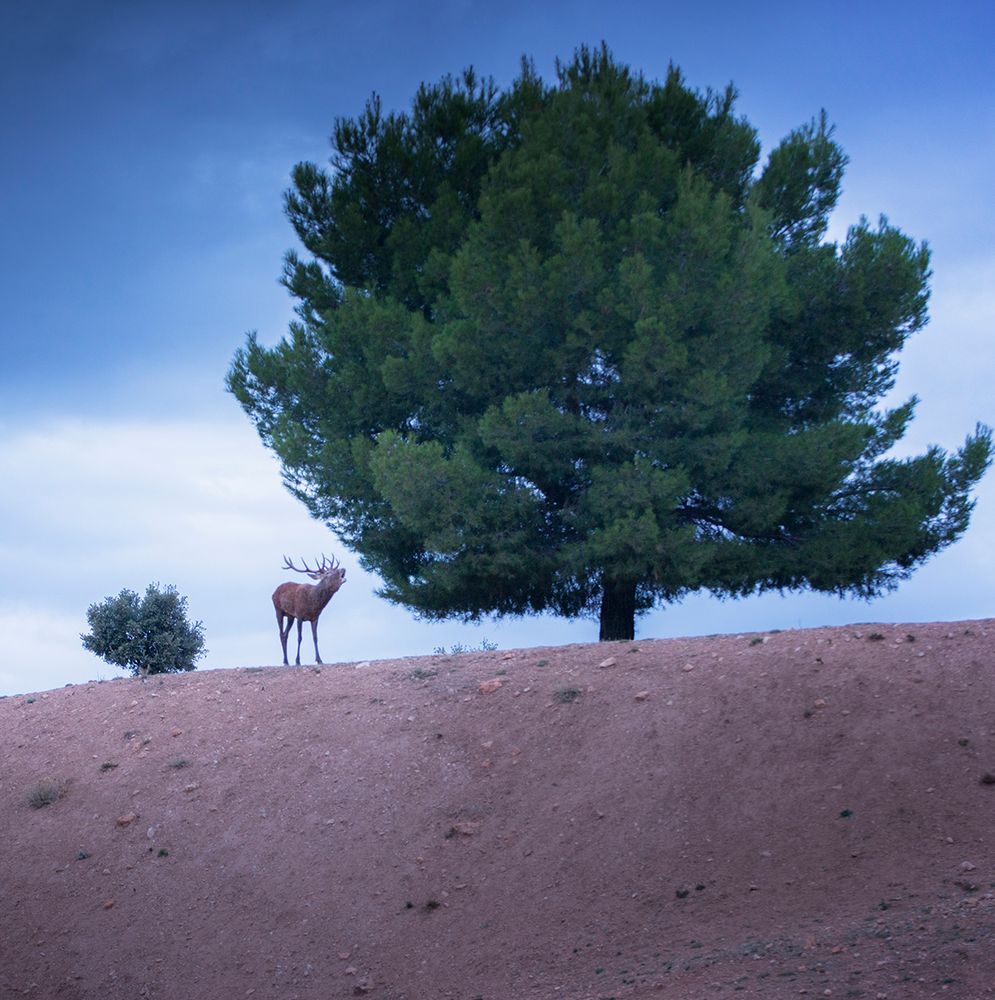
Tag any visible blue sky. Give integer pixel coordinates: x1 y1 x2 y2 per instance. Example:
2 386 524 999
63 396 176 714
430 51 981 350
1 0 992 696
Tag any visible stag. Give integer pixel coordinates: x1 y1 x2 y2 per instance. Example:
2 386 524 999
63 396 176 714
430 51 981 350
273 555 347 666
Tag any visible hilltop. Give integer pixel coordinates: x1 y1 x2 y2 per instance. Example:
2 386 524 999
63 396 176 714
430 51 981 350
2 619 995 999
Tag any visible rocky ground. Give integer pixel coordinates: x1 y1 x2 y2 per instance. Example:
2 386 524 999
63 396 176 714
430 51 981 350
2 618 994 999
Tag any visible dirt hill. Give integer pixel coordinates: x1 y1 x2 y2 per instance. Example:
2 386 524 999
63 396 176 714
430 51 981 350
2 619 995 999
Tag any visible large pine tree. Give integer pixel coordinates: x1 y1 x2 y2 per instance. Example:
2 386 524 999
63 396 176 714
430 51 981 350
228 46 991 641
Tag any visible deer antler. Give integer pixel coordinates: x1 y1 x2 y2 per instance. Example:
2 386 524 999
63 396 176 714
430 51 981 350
283 554 340 575
282 555 314 574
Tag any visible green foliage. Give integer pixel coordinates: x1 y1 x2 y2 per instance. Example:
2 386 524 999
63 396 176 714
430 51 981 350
431 637 498 655
228 44 991 641
81 584 206 677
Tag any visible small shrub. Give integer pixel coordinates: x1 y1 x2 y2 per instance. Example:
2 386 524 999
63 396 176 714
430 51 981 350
99 762 118 772
168 758 190 770
81 583 206 677
749 637 763 646
26 780 63 809
556 687 582 703
409 668 438 681
76 851 91 861
867 632 885 641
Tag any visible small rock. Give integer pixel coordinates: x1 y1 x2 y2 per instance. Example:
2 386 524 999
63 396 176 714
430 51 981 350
598 657 617 668
102 899 115 909
681 663 694 672
354 661 371 669
449 820 480 836
338 952 351 960
501 652 514 660
354 978 374 995
634 690 650 701
959 861 977 872
116 813 138 827
183 783 200 793
344 965 358 976
478 678 503 694
171 729 183 737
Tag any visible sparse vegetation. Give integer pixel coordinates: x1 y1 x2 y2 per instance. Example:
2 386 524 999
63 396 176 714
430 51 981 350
99 761 118 772
409 668 438 681
168 758 191 770
750 637 764 646
867 632 885 641
26 780 64 809
556 687 582 704
432 638 498 655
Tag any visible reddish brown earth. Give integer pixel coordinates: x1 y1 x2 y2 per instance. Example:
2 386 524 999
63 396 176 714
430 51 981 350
3 619 995 1000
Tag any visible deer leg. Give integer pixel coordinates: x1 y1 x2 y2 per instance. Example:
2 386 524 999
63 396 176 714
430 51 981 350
311 620 322 664
295 619 304 666
278 613 292 666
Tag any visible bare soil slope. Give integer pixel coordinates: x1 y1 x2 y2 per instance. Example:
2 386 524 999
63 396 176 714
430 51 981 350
3 619 995 999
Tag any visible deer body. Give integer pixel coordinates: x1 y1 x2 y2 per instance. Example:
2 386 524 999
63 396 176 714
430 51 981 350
273 555 346 665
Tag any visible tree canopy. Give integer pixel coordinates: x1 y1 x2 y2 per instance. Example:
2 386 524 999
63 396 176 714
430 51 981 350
228 45 991 641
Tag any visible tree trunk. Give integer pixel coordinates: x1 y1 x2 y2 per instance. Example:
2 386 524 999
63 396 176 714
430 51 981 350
599 577 637 641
